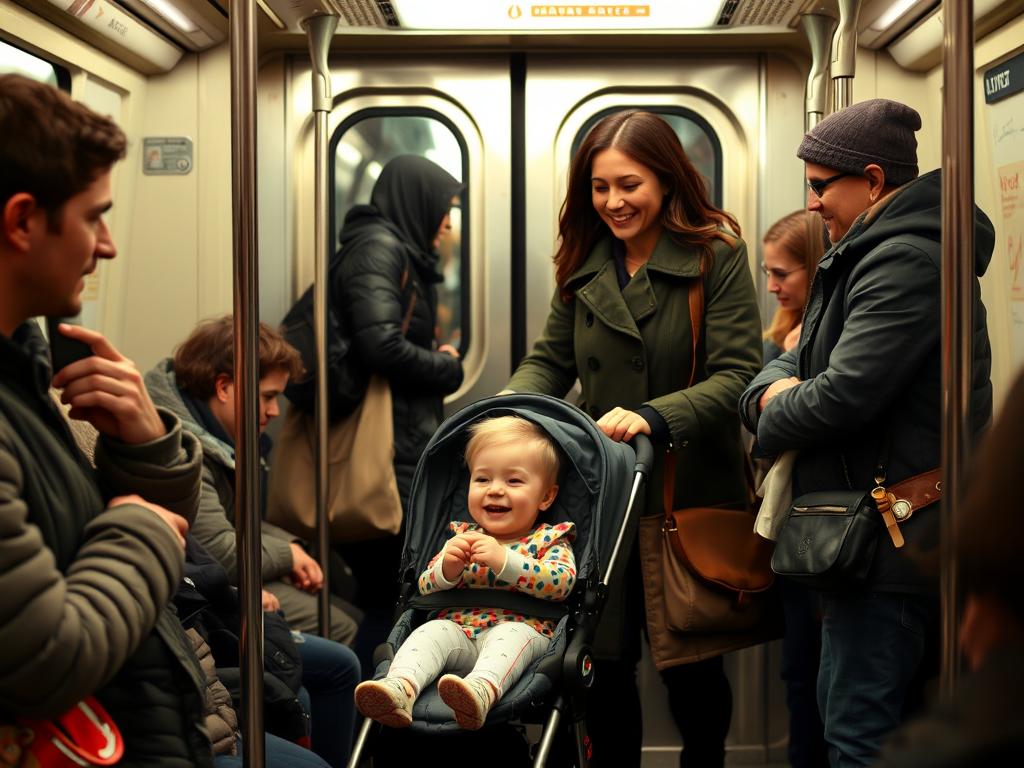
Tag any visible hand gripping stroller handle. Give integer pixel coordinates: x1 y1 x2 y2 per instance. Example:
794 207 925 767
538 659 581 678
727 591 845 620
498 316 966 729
629 433 654 478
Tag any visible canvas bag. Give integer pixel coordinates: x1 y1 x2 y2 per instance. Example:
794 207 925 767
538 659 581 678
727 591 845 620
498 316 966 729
267 373 402 543
640 270 776 635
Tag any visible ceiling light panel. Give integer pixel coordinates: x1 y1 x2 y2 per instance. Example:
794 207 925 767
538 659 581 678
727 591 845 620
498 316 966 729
389 0 726 31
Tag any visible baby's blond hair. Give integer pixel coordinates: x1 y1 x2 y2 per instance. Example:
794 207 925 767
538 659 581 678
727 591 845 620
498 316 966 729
464 415 560 484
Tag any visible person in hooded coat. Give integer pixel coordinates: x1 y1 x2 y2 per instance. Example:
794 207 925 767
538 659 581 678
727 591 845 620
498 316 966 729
739 99 994 767
333 155 465 661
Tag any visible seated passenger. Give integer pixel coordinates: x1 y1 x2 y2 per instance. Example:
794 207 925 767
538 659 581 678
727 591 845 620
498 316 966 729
354 416 575 730
739 99 994 766
181 538 359 767
0 74 209 764
53 361 356 768
874 368 1024 767
144 316 360 644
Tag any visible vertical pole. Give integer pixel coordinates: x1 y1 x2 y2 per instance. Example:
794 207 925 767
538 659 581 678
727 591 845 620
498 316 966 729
303 12 339 636
939 0 975 701
830 0 861 113
229 0 263 763
801 12 837 130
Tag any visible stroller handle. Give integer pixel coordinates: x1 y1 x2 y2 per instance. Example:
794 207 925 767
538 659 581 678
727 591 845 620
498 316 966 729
629 433 654 478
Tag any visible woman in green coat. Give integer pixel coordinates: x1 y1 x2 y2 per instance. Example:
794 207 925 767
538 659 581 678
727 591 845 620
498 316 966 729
506 111 762 767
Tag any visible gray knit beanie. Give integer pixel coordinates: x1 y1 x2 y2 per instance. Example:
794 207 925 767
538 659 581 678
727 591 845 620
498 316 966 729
797 98 921 186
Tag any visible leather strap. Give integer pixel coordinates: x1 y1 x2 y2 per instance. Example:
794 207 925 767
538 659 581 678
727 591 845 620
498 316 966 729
886 468 942 521
872 486 906 548
663 271 705 515
399 263 418 336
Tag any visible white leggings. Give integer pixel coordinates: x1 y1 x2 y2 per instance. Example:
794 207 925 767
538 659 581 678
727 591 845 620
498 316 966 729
388 620 550 699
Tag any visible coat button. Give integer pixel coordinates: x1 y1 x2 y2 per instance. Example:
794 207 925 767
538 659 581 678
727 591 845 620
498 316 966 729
585 312 594 327
631 356 644 372
587 356 601 372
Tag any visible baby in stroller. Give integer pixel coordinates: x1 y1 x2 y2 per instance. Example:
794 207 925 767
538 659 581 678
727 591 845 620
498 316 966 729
354 415 577 731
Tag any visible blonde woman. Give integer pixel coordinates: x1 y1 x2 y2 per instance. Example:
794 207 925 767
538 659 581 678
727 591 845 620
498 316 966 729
761 209 823 363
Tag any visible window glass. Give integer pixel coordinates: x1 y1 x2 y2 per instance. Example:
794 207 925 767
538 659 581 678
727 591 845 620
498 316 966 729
572 107 722 206
332 112 467 350
0 38 68 89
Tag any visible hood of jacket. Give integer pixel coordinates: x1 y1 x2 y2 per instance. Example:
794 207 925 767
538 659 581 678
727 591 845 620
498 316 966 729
338 155 463 280
824 168 995 278
145 358 235 469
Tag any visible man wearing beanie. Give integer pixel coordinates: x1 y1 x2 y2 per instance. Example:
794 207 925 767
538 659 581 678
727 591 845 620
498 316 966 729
740 98 995 767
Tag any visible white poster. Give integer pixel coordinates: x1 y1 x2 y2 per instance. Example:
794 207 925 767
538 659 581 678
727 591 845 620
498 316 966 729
988 93 1024 366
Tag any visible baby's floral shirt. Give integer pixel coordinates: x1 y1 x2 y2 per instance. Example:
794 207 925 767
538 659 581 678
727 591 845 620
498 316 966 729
417 520 577 638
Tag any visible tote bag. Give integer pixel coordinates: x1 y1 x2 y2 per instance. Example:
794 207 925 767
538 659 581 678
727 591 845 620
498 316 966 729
268 373 402 543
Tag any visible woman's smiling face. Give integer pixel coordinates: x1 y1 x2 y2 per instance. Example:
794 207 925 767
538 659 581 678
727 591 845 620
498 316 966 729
591 147 666 251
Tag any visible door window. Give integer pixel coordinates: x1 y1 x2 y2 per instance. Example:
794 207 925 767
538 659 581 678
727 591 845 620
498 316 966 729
331 111 468 351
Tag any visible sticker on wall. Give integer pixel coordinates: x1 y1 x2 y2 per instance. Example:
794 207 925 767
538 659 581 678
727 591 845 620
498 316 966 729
142 137 193 175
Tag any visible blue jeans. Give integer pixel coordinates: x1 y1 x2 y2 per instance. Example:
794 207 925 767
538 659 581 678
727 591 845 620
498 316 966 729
295 632 360 767
817 591 935 768
215 734 329 767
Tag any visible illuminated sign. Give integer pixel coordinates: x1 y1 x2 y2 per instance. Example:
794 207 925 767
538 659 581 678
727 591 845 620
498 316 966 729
391 0 722 30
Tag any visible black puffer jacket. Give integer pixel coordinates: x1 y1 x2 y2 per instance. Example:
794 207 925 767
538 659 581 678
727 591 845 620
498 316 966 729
335 155 464 504
740 169 994 592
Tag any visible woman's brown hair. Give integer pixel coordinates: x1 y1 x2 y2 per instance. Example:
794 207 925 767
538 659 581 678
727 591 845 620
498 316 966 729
762 210 825 349
174 315 304 400
554 110 740 300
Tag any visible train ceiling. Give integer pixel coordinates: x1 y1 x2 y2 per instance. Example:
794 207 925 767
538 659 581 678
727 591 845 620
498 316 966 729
12 0 1024 73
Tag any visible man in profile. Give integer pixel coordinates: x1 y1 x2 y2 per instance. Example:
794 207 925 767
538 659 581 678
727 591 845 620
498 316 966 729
0 74 211 765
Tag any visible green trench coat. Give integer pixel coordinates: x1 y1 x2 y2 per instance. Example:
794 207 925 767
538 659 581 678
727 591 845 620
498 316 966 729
508 231 768 667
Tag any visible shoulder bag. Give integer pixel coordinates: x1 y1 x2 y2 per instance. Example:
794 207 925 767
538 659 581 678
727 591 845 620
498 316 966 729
642 270 777 634
770 435 942 591
267 267 417 543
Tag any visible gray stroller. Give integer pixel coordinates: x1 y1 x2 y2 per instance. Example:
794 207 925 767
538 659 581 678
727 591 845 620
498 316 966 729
348 394 653 767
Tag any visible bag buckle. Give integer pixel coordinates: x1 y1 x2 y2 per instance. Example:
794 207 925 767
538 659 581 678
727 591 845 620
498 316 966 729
890 496 913 522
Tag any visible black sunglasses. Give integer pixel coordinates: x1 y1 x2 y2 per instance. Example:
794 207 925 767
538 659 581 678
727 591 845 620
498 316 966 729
806 172 855 198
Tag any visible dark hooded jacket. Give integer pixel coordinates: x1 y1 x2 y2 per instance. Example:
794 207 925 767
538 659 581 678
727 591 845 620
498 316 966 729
335 155 464 504
739 169 994 592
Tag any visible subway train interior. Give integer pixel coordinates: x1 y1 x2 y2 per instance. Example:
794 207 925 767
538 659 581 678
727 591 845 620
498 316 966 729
2 0 1023 765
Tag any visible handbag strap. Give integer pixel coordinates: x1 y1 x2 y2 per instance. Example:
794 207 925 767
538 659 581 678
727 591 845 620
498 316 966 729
662 263 759 520
662 263 711 521
399 261 418 337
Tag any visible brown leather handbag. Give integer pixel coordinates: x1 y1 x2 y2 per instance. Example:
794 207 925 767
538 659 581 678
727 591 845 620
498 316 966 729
656 273 776 634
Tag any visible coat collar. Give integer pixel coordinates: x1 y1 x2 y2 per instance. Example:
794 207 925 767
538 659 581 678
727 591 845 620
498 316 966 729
567 232 703 339
567 231 703 286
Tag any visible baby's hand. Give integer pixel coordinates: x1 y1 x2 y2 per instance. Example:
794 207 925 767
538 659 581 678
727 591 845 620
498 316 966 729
441 535 473 582
469 535 506 571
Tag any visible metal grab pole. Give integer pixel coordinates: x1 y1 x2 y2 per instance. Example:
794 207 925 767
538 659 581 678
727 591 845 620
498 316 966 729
830 0 861 112
303 12 339 637
802 12 838 130
229 0 263 763
939 0 975 702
